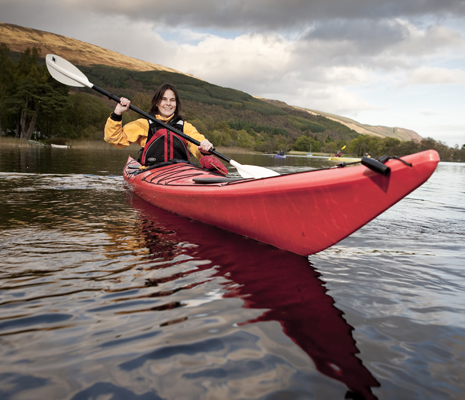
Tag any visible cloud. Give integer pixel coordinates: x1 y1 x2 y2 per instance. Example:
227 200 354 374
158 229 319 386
404 67 465 85
69 16 172 59
159 30 381 117
418 123 465 146
420 110 444 117
4 0 465 32
171 33 291 83
52 0 465 31
388 21 464 57
301 18 407 53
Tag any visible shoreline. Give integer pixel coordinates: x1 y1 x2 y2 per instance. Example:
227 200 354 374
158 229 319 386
0 138 262 154
0 138 331 157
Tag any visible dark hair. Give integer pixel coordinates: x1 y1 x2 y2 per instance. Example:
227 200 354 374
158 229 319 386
148 83 182 118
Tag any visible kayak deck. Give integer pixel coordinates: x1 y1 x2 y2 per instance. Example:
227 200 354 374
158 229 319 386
125 160 252 187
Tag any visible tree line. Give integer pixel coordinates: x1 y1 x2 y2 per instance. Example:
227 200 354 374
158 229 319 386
0 44 112 142
1 45 463 161
338 135 465 162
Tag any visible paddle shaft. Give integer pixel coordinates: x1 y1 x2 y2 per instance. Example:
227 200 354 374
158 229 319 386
92 85 232 163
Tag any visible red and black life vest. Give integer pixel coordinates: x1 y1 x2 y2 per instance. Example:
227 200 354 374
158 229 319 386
140 117 191 166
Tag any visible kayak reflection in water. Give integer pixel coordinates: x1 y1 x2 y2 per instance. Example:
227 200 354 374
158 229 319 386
126 192 380 399
104 83 227 174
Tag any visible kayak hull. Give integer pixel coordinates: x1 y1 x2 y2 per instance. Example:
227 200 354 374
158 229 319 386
123 150 440 256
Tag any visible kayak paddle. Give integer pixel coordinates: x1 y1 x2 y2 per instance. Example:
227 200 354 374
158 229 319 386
45 54 279 179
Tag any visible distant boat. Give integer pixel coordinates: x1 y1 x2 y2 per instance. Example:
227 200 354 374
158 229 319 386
274 154 286 159
50 143 70 149
307 153 313 157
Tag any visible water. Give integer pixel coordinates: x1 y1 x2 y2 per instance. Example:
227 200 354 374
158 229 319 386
0 145 464 399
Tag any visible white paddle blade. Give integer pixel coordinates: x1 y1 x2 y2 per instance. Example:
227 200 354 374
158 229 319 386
230 160 280 179
46 54 92 88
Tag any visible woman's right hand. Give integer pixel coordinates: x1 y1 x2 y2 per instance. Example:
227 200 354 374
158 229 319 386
114 97 131 115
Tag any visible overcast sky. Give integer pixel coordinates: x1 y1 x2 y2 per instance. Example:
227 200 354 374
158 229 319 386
2 0 465 146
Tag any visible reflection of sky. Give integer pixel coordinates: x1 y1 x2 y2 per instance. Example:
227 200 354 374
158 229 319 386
318 161 465 331
408 162 465 207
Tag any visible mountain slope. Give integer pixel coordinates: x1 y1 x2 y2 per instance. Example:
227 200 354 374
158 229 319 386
300 108 421 142
0 22 185 74
258 98 422 142
0 22 422 142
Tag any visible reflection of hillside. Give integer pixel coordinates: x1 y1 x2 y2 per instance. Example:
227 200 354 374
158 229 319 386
127 191 380 399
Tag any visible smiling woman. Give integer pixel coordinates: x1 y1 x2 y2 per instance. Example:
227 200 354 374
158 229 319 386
104 82 214 164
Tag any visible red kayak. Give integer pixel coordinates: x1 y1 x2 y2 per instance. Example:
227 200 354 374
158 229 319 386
123 150 440 256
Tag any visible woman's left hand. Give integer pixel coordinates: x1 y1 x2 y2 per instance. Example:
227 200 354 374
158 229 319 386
199 139 213 153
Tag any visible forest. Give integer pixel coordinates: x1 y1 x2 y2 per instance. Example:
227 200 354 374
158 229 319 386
1 44 464 162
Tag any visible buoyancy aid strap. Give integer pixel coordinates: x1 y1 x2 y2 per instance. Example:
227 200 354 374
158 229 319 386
164 130 169 162
147 117 184 140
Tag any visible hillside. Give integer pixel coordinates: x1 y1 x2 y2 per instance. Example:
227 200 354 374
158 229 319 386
301 109 422 142
0 22 424 149
0 23 186 75
258 98 423 142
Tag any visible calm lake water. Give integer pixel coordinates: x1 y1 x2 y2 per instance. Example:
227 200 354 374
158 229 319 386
0 145 464 399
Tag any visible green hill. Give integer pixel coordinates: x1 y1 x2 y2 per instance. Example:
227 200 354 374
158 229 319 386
6 22 454 160
76 63 360 151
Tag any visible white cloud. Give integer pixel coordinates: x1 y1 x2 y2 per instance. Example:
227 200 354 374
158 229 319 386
420 110 444 117
170 33 291 83
404 67 465 86
388 20 464 57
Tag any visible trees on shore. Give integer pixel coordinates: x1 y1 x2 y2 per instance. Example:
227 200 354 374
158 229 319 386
346 135 464 162
0 45 74 141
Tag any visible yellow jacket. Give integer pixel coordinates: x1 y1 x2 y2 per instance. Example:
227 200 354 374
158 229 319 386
104 114 206 160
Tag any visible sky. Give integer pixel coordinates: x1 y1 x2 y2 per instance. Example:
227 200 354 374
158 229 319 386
2 0 465 146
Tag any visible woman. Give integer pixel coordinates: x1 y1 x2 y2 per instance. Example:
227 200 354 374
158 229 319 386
104 83 214 165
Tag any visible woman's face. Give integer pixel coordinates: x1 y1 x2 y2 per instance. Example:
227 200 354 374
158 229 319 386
157 89 176 118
